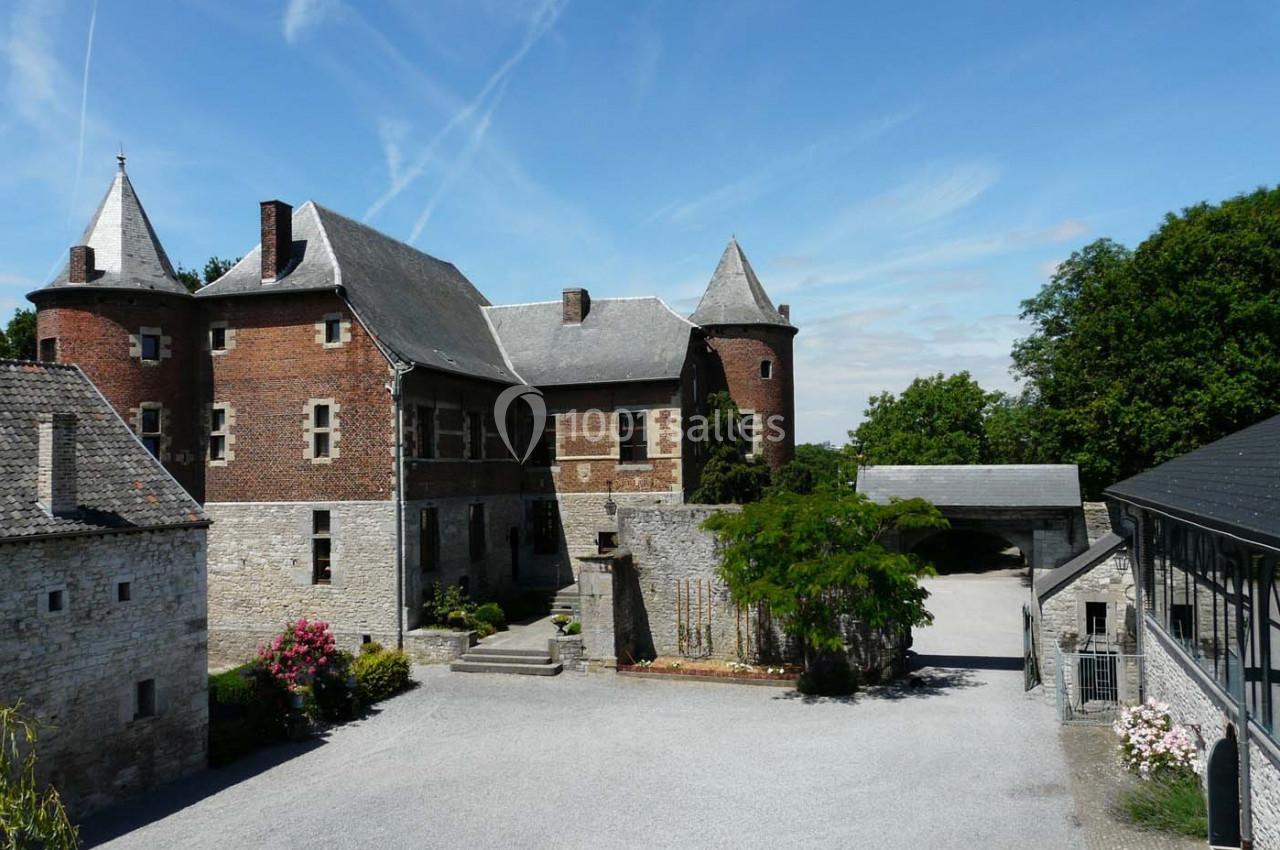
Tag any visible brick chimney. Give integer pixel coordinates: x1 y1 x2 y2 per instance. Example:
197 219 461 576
778 304 790 322
37 413 77 516
260 200 293 281
69 245 95 283
562 288 590 324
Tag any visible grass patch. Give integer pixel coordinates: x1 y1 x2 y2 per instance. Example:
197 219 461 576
1119 773 1207 838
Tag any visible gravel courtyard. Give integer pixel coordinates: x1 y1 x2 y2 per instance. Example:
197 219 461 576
82 571 1085 849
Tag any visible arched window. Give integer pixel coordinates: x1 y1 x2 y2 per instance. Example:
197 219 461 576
760 359 773 379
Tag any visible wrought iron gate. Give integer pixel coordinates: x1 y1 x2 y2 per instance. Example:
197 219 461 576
1055 642 1144 724
1022 603 1041 691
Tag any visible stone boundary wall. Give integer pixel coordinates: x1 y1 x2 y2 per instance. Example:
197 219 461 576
551 635 586 672
1146 622 1280 847
404 629 475 663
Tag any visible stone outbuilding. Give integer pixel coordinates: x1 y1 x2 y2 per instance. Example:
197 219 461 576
0 359 210 816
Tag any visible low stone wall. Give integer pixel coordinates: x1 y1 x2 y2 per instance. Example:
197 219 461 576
1145 621 1280 848
404 629 475 663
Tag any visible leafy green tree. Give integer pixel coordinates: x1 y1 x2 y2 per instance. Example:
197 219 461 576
0 309 37 360
770 442 852 494
1013 187 1280 497
703 489 946 682
850 371 995 465
175 256 237 293
0 703 79 849
689 391 771 504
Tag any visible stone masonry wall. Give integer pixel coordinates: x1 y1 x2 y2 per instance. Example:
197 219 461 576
1146 623 1280 848
0 528 208 816
206 500 399 666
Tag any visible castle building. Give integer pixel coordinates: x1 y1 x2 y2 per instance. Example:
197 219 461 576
29 159 797 664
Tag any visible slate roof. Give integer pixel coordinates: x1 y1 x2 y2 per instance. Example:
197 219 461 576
1105 414 1280 548
197 203 515 382
483 298 695 386
689 237 791 328
0 360 207 541
1035 532 1125 601
34 160 188 297
856 465 1083 509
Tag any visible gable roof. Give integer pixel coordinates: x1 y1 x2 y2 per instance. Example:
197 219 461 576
196 203 516 383
1105 414 1280 549
1035 532 1125 601
483 297 694 386
0 360 206 541
34 161 188 297
856 464 1082 509
690 237 791 328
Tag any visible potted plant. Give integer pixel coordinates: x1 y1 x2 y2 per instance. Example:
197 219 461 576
552 614 571 635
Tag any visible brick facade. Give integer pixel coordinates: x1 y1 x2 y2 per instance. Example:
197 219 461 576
703 325 796 467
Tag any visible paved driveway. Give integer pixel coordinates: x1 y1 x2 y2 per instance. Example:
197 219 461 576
83 571 1084 849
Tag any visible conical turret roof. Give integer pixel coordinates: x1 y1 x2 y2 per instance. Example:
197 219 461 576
36 156 187 296
690 237 789 327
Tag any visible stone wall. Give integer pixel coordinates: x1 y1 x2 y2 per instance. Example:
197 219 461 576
551 635 586 672
0 528 208 816
403 629 475 663
1145 622 1280 848
206 500 399 666
558 490 682 579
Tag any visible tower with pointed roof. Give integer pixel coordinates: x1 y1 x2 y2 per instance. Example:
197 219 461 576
691 237 797 468
28 155 201 496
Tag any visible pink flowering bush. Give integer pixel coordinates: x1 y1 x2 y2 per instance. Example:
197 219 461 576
1114 699 1198 779
257 618 340 690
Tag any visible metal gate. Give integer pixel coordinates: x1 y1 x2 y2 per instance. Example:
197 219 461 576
1056 641 1144 724
1022 603 1040 691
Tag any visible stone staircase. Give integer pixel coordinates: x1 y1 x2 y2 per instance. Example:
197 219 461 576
449 645 562 676
550 583 580 618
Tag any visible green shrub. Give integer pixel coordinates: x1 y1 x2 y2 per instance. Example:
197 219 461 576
566 621 582 636
359 641 385 656
1120 772 1207 838
208 665 289 766
423 583 473 626
472 619 497 638
354 649 413 703
446 609 471 630
473 602 506 629
0 704 78 850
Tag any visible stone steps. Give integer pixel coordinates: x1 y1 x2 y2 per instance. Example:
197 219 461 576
551 583 580 616
449 645 562 676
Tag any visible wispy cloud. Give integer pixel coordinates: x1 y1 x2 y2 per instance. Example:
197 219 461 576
69 0 97 225
362 0 568 223
283 0 340 44
644 108 917 227
408 82 507 243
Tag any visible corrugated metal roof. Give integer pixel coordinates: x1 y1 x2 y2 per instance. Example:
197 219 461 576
1105 414 1280 548
0 360 206 541
856 464 1082 508
483 298 693 386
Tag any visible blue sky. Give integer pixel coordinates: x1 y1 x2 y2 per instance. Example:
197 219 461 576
2 1 1278 444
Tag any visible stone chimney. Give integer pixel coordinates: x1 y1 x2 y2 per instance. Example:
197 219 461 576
778 304 790 323
69 246 95 284
37 413 77 516
562 288 590 324
260 200 293 281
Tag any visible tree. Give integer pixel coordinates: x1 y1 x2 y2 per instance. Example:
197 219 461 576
1013 187 1280 497
703 489 946 689
770 442 852 495
689 391 772 504
175 256 237 293
0 308 37 360
850 371 998 465
0 704 79 850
